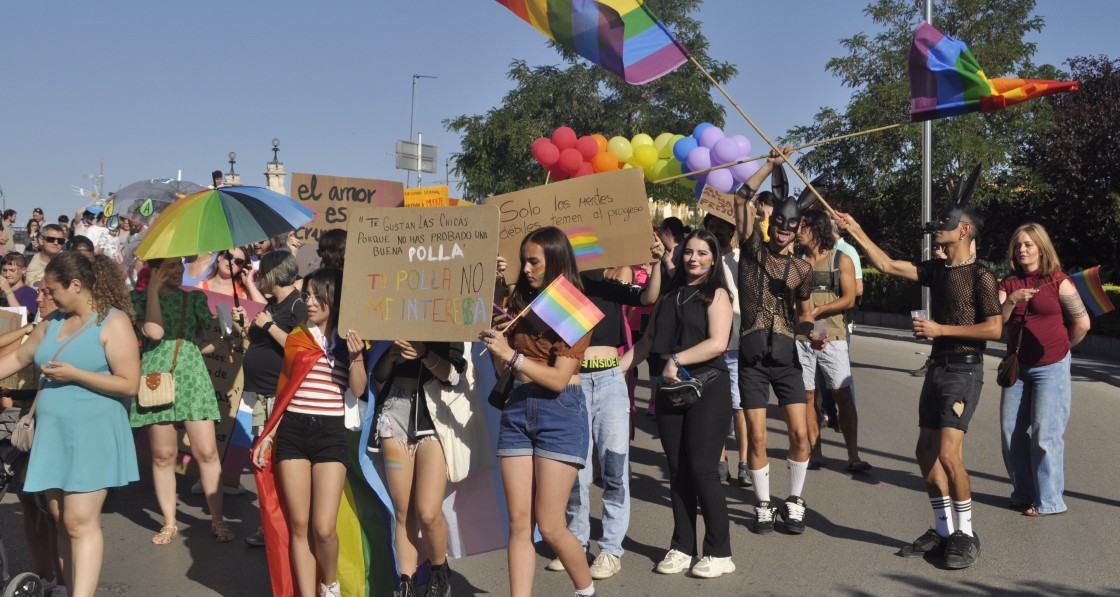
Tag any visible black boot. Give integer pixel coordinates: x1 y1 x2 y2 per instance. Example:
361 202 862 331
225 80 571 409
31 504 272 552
398 574 415 597
424 563 452 597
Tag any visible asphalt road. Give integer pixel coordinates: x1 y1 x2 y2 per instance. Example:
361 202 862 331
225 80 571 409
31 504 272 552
2 330 1118 596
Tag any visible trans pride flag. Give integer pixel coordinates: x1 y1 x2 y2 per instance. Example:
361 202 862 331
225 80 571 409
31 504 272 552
494 0 689 84
909 21 1078 122
529 274 605 346
1069 266 1115 317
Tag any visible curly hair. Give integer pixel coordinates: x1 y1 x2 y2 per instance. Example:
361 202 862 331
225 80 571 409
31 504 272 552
45 251 135 324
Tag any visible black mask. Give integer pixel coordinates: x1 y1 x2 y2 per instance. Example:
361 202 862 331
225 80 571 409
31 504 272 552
768 168 827 233
925 164 981 234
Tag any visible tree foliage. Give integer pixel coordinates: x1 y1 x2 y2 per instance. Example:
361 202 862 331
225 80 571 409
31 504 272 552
446 0 737 203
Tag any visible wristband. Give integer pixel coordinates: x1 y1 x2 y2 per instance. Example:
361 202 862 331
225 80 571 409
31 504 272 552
514 353 525 372
507 350 521 369
671 353 683 367
262 321 275 333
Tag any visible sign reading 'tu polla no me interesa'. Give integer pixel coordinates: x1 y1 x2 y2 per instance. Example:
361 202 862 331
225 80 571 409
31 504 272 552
337 205 500 341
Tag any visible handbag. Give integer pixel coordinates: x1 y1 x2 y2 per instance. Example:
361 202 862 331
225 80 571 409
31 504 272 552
487 367 515 410
138 295 188 408
424 353 494 482
997 276 1040 388
657 367 721 412
12 315 99 452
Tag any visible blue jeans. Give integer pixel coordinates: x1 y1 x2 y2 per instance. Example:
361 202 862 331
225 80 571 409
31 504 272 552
567 367 631 557
1000 351 1072 514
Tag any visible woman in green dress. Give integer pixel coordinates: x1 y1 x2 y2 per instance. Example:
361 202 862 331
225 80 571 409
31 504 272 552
131 257 235 544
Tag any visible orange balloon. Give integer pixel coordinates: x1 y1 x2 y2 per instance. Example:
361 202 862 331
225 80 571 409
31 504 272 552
591 134 608 154
592 151 620 173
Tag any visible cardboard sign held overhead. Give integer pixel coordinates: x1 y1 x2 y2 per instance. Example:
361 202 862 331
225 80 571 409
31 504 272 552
338 205 500 341
698 185 736 224
404 185 450 208
289 173 405 244
486 169 653 284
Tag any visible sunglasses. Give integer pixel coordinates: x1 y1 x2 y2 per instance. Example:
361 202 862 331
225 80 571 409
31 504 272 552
221 252 247 267
42 236 66 245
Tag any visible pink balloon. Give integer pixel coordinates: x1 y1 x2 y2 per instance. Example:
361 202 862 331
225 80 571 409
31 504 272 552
575 136 599 160
559 148 584 174
712 138 740 165
707 168 735 193
552 127 577 151
731 134 752 156
729 160 761 182
698 126 725 149
532 137 560 168
685 146 712 173
573 162 595 178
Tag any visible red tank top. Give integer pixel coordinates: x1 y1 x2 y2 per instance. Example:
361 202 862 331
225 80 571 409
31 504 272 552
999 271 1069 367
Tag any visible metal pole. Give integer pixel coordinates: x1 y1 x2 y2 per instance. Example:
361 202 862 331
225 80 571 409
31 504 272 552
408 76 417 188
921 0 933 314
417 132 423 188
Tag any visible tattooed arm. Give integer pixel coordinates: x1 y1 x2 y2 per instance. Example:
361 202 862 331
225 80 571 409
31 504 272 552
1058 278 1091 347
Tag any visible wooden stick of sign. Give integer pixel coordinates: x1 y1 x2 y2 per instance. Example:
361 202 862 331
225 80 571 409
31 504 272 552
653 122 905 185
478 303 534 356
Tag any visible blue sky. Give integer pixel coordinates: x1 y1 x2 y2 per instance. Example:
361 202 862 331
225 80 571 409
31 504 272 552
1 0 1116 219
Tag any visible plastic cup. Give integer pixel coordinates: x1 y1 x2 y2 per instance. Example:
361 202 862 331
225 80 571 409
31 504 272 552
809 322 828 350
911 310 928 320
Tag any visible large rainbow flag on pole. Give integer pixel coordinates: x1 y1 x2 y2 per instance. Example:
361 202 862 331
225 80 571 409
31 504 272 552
494 0 690 84
529 274 605 346
909 21 1079 122
1069 266 1115 317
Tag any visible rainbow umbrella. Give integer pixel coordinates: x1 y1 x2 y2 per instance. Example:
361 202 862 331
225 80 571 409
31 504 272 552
134 186 314 259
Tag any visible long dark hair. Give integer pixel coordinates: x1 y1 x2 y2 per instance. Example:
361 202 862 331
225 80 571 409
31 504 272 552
799 210 836 251
507 226 584 313
663 229 728 309
303 267 343 334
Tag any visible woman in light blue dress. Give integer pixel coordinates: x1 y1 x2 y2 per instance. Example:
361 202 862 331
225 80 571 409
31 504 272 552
0 251 141 597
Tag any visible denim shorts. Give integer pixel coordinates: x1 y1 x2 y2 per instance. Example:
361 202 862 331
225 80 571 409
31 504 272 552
275 411 349 465
918 360 983 432
377 384 437 447
497 381 589 467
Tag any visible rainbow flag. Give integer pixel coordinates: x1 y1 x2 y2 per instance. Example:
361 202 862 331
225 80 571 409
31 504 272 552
565 226 605 263
529 274 604 346
909 21 1078 122
1069 266 1115 317
494 0 689 84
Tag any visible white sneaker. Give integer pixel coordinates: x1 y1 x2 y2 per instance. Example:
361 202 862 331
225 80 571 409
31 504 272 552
319 580 341 597
655 549 692 574
691 555 736 578
589 551 622 579
546 557 566 571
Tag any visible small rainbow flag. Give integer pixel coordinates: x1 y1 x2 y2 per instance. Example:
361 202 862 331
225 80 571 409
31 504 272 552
1069 266 1115 317
494 0 690 84
909 21 1078 122
566 226 605 263
530 274 605 346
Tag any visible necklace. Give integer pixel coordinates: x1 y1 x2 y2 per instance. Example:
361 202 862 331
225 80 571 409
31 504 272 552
944 254 977 269
677 287 701 306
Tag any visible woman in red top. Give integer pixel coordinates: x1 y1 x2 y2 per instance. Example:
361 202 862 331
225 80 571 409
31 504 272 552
998 223 1090 516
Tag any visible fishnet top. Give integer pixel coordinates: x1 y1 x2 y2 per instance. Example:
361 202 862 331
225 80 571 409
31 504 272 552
738 226 813 339
916 259 1002 355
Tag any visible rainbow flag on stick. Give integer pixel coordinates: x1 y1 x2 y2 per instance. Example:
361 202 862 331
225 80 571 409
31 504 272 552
494 0 690 84
1069 266 1115 317
909 21 1079 122
530 274 605 346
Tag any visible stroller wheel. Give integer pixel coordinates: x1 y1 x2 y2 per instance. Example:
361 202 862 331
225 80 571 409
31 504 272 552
3 572 43 597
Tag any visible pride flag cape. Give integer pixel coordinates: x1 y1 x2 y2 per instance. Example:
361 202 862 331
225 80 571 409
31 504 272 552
529 274 605 346
1069 266 1115 317
253 325 395 597
495 0 689 84
909 21 1078 122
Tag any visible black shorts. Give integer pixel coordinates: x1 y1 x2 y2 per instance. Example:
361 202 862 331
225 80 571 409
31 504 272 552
738 354 808 410
274 412 349 465
918 360 983 432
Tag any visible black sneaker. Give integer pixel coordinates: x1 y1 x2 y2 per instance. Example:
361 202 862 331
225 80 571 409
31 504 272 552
398 574 415 597
780 496 807 535
898 529 947 558
752 501 776 534
737 462 752 487
944 531 981 569
424 563 451 597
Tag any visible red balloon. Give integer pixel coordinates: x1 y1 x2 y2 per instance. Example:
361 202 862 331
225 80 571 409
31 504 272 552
575 136 599 160
574 162 595 178
532 138 560 168
552 127 577 151
549 165 570 181
558 148 584 174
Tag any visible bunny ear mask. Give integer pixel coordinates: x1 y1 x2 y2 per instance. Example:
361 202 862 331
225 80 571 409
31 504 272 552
795 174 833 211
771 165 789 201
927 163 983 234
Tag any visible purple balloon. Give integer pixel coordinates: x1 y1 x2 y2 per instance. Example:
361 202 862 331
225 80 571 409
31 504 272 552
707 168 735 193
692 122 713 140
731 135 752 156
712 138 740 165
672 136 698 164
685 146 711 173
698 126 725 149
729 160 761 183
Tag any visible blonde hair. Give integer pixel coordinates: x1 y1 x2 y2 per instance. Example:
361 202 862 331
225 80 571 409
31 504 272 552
1006 222 1061 277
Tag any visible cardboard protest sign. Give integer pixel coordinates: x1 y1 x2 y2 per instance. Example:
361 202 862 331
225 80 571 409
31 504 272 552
404 185 450 208
698 185 736 224
0 310 32 390
339 205 500 341
290 173 405 243
486 169 652 284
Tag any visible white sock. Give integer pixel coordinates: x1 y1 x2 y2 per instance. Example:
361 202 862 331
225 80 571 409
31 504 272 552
953 499 973 536
750 465 771 503
575 582 596 596
787 458 808 498
931 496 954 537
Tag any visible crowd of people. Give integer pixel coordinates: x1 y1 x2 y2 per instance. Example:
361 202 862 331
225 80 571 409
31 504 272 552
0 150 1093 597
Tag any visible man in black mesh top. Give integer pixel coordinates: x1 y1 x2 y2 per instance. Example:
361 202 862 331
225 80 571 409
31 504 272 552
834 175 1001 570
733 148 817 536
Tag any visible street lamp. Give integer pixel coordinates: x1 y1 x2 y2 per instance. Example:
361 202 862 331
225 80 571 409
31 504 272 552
228 151 237 176
408 73 437 187
271 138 281 164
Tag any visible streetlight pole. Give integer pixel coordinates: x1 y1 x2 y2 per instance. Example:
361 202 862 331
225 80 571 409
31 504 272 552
408 73 437 188
921 0 933 314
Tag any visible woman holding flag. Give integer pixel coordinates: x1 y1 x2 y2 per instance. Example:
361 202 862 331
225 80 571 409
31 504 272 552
480 226 596 597
998 223 1090 517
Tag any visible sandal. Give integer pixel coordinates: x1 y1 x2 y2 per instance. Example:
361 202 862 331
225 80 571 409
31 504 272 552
846 460 873 473
212 520 235 543
1023 507 1063 517
152 524 179 545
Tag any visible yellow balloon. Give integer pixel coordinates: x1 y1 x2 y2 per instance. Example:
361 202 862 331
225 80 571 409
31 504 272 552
653 133 676 159
633 144 658 169
631 133 654 148
607 136 633 163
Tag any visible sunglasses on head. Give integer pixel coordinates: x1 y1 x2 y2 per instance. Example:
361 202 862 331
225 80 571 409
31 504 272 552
221 252 247 267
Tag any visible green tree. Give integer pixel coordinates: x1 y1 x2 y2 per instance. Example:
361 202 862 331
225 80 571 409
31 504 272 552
445 0 736 203
783 0 1062 259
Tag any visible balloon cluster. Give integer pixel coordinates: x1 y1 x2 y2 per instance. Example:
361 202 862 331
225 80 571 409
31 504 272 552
530 124 760 196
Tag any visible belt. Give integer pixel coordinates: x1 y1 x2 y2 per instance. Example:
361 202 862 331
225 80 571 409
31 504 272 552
580 356 619 372
929 353 982 366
